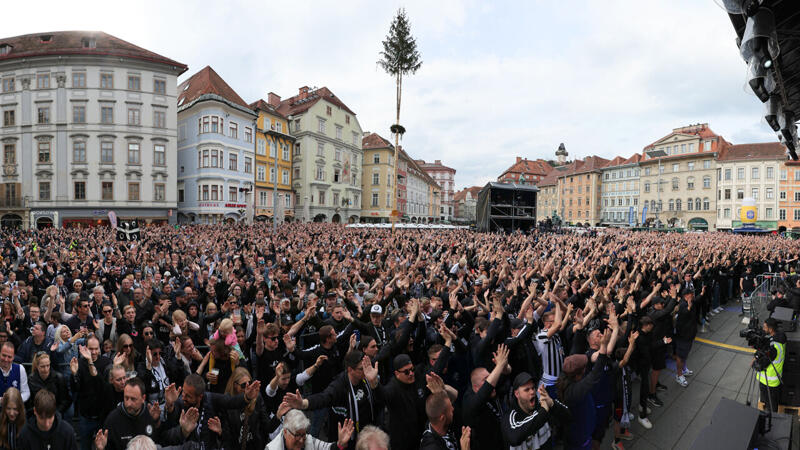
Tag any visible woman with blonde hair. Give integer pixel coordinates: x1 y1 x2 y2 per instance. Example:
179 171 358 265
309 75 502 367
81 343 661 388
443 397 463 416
28 352 70 421
113 333 138 374
223 367 269 450
50 324 86 379
0 387 24 450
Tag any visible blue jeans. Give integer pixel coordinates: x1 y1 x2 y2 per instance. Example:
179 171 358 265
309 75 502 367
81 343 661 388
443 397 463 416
309 408 327 439
78 417 100 450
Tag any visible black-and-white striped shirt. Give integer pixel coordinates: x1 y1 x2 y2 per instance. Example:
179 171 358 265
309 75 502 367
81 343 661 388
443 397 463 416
534 330 563 385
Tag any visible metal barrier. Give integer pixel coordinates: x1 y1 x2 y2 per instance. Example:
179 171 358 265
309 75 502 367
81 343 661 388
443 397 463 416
741 274 788 324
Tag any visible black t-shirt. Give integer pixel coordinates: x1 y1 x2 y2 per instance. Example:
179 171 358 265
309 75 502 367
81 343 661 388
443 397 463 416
65 315 96 334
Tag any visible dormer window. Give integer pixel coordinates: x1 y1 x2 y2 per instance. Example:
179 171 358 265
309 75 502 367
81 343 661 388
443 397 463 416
39 34 53 44
0 44 10 56
81 37 96 48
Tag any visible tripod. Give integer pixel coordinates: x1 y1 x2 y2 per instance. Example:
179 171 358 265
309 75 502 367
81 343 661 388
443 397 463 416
744 358 783 435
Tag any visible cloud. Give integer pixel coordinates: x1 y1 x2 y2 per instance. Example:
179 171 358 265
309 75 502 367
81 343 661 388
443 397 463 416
1 0 778 191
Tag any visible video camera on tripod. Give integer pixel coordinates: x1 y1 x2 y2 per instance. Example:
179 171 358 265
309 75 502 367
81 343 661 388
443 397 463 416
739 318 772 372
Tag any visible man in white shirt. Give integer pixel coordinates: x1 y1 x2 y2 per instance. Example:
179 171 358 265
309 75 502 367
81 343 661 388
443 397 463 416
0 341 29 402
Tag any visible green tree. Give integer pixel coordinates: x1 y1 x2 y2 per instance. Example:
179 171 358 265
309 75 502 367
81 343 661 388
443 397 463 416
378 8 422 225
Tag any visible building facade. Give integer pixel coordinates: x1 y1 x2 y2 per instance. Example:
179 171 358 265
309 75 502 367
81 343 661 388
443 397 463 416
416 159 455 222
535 169 563 222
779 160 800 231
278 87 362 223
716 143 785 230
497 157 552 186
252 94 295 222
360 132 394 223
600 154 641 226
555 156 608 226
453 186 481 222
176 66 256 224
638 124 727 230
0 31 186 228
406 151 441 223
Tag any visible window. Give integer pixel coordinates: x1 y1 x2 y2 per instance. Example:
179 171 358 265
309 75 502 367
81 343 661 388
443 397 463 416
154 110 166 128
326 106 332 116
766 188 774 199
294 119 301 131
244 157 252 173
150 183 164 202
668 199 674 211
767 167 774 179
318 118 325 133
678 198 684 210
352 132 358 146
229 122 238 139
724 169 731 180
766 207 773 219
36 73 50 89
37 141 50 163
703 176 711 188
796 209 800 221
752 188 759 200
724 189 731 200
386 192 391 208
316 166 325 181
737 189 744 200
645 167 651 176
780 209 786 220
258 191 267 206
37 106 50 124
39 182 50 200
688 162 695 171
154 79 166 95
294 167 300 179
672 163 679 172
211 185 219 201
3 109 14 126
257 139 266 155
282 144 289 161
1 78 13 92
100 73 113 89
101 106 113 124
672 178 679 190
333 192 340 206
228 153 237 171
724 208 731 218
126 182 140 201
317 142 324 157
210 149 218 168
72 105 86 123
796 192 800 202
72 141 86 163
202 185 209 200
703 198 710 210
795 171 800 181
154 144 166 166
228 186 237 202
102 181 113 200
334 169 340 183
244 127 252 143
101 142 114 163
72 181 86 200
127 142 140 164
257 166 265 181
3 144 14 164
127 108 140 125
269 167 275 182
336 126 342 140
681 144 686 153
780 169 787 180
687 177 695 190
780 191 786 200
72 72 86 88
319 190 325 205
127 75 141 91
282 170 288 184
285 194 292 208
372 173 380 185
752 167 759 180
704 160 711 169
335 149 341 161
211 116 219 133
695 198 701 210
276 122 282 133
737 167 745 179
269 141 276 158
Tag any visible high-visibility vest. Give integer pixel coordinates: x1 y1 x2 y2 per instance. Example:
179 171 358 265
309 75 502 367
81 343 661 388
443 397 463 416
757 340 785 387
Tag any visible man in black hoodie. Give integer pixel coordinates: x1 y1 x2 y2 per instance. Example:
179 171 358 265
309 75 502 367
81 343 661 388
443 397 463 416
18 389 78 450
462 343 509 450
100 377 163 450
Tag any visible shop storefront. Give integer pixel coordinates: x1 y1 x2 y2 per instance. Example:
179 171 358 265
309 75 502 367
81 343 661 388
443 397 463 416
31 208 173 229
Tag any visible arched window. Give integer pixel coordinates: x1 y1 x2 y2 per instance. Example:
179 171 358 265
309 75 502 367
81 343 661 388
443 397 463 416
644 200 649 210
668 199 674 211
687 198 692 210
676 199 682 211
703 197 710 210
696 198 702 210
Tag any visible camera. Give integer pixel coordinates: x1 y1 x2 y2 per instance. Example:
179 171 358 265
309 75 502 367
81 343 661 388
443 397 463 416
740 319 772 371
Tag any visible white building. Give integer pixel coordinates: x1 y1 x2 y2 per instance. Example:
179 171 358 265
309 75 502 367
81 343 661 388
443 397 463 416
600 154 641 226
716 142 785 230
0 31 186 228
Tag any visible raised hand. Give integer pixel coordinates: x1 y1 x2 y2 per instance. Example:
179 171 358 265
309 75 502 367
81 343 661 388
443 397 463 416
113 352 125 366
283 389 305 410
180 407 200 438
337 418 355 448
79 345 92 361
283 333 296 352
493 343 510 369
362 357 379 386
460 426 472 450
70 357 79 375
314 355 328 368
244 380 261 401
165 383 181 407
426 372 444 394
208 416 222 435
94 429 108 450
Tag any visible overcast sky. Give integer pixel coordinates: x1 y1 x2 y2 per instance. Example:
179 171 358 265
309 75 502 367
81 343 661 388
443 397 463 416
6 0 777 190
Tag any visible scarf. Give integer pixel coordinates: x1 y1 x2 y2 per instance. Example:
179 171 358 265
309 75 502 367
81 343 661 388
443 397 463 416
620 366 631 429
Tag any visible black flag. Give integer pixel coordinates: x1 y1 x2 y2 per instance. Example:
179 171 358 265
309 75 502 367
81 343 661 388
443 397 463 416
116 220 141 241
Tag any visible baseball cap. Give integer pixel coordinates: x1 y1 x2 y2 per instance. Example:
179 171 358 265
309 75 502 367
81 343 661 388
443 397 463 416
563 354 589 377
512 372 534 391
510 318 524 329
357 282 368 290
370 305 383 315
393 354 412 370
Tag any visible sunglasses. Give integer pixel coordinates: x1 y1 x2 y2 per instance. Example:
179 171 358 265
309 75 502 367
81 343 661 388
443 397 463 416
151 351 161 356
265 336 279 341
397 368 414 376
238 381 250 389
103 309 112 314
144 331 154 336
122 344 133 349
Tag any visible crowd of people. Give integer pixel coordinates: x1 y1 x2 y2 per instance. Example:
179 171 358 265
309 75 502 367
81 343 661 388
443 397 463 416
0 223 796 450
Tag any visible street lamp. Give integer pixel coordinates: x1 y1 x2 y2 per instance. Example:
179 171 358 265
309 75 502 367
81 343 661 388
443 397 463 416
645 148 667 227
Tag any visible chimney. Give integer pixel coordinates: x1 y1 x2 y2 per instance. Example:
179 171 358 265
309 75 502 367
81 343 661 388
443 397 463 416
267 92 281 107
516 156 522 163
299 86 309 100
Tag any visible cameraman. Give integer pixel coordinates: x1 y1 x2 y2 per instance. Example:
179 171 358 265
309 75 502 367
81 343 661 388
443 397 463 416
756 318 786 412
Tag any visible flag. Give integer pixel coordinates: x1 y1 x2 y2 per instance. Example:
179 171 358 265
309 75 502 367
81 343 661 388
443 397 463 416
116 220 141 241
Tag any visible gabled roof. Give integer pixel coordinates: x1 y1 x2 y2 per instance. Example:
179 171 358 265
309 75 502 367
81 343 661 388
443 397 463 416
0 31 187 73
643 123 726 151
250 99 288 119
400 147 440 189
537 166 568 187
572 156 610 175
454 186 482 202
277 86 356 117
602 154 641 169
178 66 252 113
362 132 393 150
499 157 553 178
717 142 786 161
415 159 456 173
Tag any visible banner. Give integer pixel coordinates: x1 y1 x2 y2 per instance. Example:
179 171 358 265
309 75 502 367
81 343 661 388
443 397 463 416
628 206 635 226
107 211 117 229
116 219 140 241
641 205 648 225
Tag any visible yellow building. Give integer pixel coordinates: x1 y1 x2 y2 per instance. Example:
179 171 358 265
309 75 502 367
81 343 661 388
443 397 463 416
251 95 295 222
360 132 395 223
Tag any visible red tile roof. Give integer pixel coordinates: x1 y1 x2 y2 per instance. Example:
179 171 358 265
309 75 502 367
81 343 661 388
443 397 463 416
454 186 482 202
249 99 288 119
717 142 786 161
603 154 641 168
362 132 393 150
537 166 568 187
277 87 356 117
643 123 726 151
401 148 440 188
0 31 187 73
415 159 456 173
572 156 610 175
499 157 554 179
178 66 251 111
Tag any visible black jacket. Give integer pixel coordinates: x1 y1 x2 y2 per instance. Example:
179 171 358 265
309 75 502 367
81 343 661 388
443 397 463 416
502 398 570 449
383 376 427 450
462 380 505 450
419 423 461 450
306 372 384 445
136 354 188 403
28 371 70 415
164 392 250 449
223 395 270 450
17 414 78 450
102 403 165 450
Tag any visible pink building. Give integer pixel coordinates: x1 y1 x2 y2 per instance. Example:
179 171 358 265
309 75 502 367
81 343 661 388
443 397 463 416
416 159 456 221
